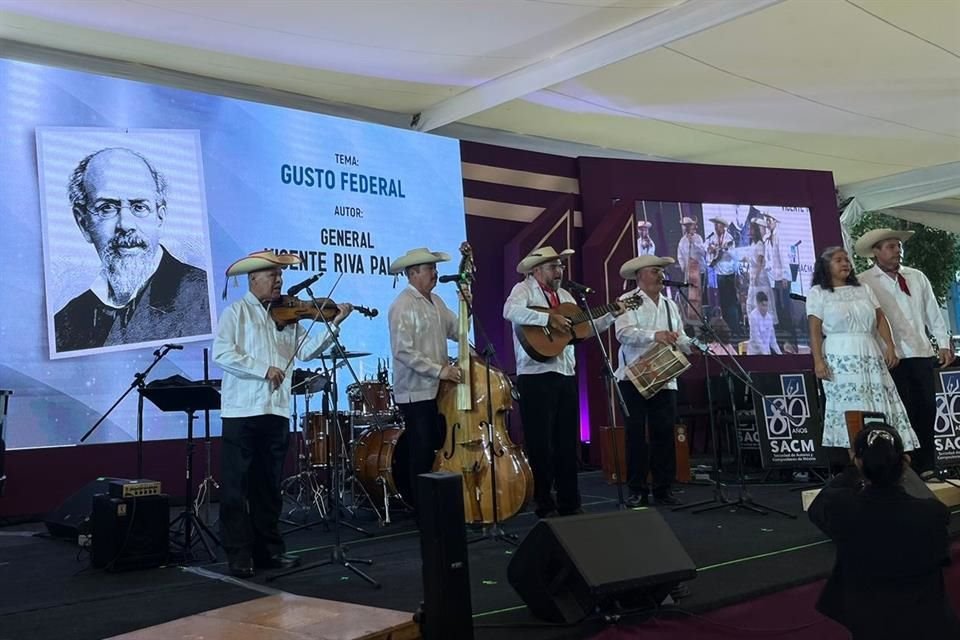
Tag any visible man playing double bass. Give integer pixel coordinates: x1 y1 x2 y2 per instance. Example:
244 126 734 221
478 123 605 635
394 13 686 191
615 255 692 507
503 246 625 519
387 247 464 510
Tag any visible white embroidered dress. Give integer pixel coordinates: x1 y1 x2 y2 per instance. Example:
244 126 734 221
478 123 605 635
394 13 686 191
805 284 917 449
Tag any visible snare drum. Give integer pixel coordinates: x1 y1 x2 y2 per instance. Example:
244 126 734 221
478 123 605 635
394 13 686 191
347 381 392 416
626 343 691 399
302 412 351 467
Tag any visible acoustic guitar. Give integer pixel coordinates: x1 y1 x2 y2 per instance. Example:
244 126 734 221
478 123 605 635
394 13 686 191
516 295 642 362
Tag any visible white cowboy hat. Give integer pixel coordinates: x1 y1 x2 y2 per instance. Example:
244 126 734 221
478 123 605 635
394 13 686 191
636 220 653 228
619 255 675 279
226 250 301 277
517 246 575 274
854 228 915 258
680 216 697 225
389 247 451 275
708 216 730 226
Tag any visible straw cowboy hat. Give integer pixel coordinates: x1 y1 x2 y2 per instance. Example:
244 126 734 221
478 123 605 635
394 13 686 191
223 250 302 298
680 216 697 225
708 216 730 226
619 255 675 279
854 228 915 258
389 247 451 275
517 246 575 274
226 250 301 277
637 220 653 228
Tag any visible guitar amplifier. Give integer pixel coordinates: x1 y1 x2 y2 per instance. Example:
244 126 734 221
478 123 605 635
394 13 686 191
91 493 169 571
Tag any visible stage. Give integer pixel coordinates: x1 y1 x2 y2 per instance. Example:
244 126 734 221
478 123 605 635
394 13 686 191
2 471 959 640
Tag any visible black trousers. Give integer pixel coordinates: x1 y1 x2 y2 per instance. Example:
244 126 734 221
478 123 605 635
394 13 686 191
398 399 443 509
219 414 289 563
890 357 937 472
717 274 740 337
517 373 580 515
619 382 678 496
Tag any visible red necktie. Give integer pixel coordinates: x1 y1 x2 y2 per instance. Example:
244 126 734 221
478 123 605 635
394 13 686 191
896 272 911 296
540 285 560 308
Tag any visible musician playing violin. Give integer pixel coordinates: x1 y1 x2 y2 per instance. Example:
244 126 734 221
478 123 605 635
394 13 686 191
503 246 625 519
213 250 352 578
615 255 692 507
387 247 469 512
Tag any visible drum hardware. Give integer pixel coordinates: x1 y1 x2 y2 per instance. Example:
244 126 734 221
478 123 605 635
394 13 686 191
267 278 380 587
281 370 333 533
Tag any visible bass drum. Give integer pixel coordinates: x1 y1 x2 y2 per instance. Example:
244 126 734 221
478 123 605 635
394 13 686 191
352 425 410 506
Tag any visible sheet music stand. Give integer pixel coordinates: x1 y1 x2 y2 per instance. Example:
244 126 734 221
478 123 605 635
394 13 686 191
141 382 222 562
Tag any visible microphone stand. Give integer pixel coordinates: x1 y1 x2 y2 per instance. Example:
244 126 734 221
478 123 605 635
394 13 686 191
572 286 629 510
670 287 794 518
268 279 378 588
452 279 520 545
80 344 176 477
194 348 221 526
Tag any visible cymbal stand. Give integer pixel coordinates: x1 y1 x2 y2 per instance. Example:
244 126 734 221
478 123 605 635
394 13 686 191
195 348 220 526
268 279 379 588
280 372 330 534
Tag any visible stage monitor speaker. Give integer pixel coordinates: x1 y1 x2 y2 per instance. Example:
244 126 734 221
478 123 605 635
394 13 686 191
91 493 169 571
508 510 696 623
417 472 473 640
44 477 121 538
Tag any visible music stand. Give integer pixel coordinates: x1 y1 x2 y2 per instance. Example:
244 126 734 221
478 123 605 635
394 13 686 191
141 382 222 562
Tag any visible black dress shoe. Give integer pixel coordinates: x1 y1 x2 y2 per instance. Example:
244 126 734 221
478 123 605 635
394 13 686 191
625 493 649 508
653 492 682 506
227 558 255 578
255 553 302 570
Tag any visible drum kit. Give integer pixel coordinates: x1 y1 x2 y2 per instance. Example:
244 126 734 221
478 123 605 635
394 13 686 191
282 354 411 527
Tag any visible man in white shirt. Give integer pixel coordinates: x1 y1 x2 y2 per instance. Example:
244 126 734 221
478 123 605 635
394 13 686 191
855 228 955 473
763 215 797 347
747 291 782 355
503 246 624 518
388 247 463 510
708 216 741 338
637 220 657 256
214 250 352 578
615 256 692 506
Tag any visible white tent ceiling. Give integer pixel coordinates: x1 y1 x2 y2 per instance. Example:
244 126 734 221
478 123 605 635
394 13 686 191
1 0 958 191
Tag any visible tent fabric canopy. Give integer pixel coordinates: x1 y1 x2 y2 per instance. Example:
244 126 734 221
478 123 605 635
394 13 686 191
839 162 960 250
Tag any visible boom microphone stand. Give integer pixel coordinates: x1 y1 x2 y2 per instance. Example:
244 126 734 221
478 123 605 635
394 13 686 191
670 286 794 518
571 285 629 510
268 279 379 588
80 344 177 477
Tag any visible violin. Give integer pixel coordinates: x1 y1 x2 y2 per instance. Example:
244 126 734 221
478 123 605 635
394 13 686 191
267 295 378 329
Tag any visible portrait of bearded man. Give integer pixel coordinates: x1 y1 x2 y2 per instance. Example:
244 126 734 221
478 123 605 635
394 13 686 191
53 147 211 354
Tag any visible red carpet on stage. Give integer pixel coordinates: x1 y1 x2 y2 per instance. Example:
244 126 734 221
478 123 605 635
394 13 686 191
593 542 960 639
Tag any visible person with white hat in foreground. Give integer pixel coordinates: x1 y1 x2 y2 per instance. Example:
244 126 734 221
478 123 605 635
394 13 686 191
615 255 692 507
855 228 954 474
388 247 465 511
214 250 352 578
503 246 625 518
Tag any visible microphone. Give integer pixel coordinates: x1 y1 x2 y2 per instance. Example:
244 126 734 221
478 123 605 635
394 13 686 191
789 293 807 302
437 274 462 284
286 273 321 296
662 279 694 288
562 279 595 294
164 343 184 350
791 240 802 247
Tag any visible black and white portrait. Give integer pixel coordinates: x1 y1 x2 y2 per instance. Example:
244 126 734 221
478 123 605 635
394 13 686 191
38 129 216 359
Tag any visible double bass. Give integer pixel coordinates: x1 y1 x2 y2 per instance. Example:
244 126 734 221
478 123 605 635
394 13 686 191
434 242 534 524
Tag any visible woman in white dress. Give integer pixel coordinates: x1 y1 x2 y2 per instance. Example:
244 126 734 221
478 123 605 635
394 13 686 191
806 246 917 451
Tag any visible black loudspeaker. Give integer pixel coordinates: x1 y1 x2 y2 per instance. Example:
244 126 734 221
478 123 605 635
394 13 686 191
508 510 697 623
91 493 170 571
44 478 118 538
417 472 473 640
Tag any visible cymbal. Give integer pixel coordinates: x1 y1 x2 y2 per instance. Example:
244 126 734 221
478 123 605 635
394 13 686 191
321 351 371 360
